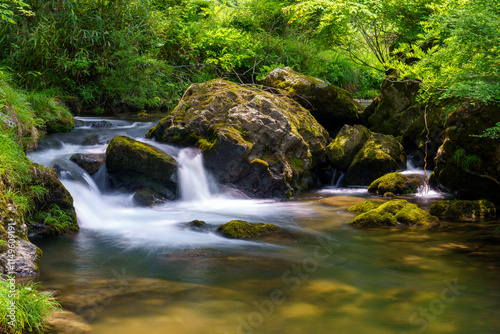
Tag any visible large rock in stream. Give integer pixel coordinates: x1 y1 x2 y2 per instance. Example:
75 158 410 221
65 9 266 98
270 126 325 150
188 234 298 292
430 102 500 203
146 79 330 198
106 136 178 199
327 124 406 185
263 67 362 131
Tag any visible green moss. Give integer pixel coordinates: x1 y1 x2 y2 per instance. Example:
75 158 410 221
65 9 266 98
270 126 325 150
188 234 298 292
348 200 381 213
349 210 397 227
216 220 280 238
429 200 496 219
348 199 439 228
250 158 270 169
197 138 217 151
395 205 440 227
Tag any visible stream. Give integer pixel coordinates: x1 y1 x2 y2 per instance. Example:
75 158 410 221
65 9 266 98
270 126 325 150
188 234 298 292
28 117 500 334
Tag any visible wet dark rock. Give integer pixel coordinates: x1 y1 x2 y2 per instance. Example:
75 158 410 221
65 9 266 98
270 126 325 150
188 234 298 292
132 188 167 207
70 154 105 175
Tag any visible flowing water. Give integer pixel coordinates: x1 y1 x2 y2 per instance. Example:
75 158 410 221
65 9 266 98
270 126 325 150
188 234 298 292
29 117 500 334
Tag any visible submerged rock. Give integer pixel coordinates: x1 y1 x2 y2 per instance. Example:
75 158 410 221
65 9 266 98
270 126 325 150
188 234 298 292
70 153 105 175
368 172 423 196
429 200 496 219
46 309 93 334
186 220 208 231
430 102 500 203
327 124 406 186
348 199 439 228
106 136 178 199
132 187 166 207
146 79 330 198
263 67 362 131
216 220 280 238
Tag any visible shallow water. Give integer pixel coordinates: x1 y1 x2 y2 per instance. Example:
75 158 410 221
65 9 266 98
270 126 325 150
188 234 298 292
29 117 500 334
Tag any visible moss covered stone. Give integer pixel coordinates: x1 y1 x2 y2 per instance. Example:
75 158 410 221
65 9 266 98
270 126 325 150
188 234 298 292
429 200 496 219
327 124 371 171
106 136 178 199
147 79 330 198
263 67 362 131
368 172 423 196
347 200 381 213
216 220 280 238
344 133 406 186
349 199 439 228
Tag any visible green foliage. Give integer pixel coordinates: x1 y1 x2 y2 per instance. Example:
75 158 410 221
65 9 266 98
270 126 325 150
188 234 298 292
0 0 32 24
0 279 60 334
392 0 500 103
472 122 500 140
452 147 481 173
31 204 74 233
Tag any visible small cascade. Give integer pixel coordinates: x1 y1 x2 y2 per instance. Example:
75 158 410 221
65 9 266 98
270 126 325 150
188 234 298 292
330 169 345 187
177 148 212 201
92 164 109 193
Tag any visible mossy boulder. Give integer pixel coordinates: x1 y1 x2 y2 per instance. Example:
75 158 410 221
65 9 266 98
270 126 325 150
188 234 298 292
263 67 362 131
70 153 105 175
27 164 78 237
326 125 406 185
430 102 500 203
349 199 439 228
429 200 496 219
216 220 280 238
146 79 330 198
106 136 178 199
368 172 423 196
327 124 371 171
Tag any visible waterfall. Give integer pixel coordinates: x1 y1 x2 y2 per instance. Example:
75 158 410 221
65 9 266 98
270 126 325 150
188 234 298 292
176 148 212 202
330 169 345 187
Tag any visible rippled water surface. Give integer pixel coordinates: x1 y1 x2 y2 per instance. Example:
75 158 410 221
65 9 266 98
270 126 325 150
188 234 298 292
30 117 500 334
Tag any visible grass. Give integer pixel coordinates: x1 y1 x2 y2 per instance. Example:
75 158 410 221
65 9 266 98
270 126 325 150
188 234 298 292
0 279 60 334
